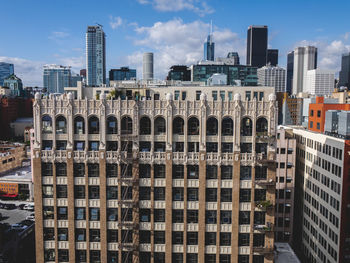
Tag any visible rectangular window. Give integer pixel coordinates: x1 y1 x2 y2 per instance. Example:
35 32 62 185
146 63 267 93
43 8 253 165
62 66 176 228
173 188 184 201
154 209 165 222
89 208 100 221
154 187 166 200
56 185 67 198
221 165 233 179
58 228 68 241
75 207 86 220
206 188 217 202
220 211 232 224
154 231 165 244
317 110 321 117
74 163 85 177
221 188 232 202
220 232 231 246
205 232 216 245
88 186 100 199
228 91 233 101
182 91 187 100
206 165 218 179
205 210 217 224
75 229 86 241
245 91 251 101
259 92 264 101
174 91 180 100
187 188 199 201
187 210 198 223
88 164 99 177
220 91 225 100
240 189 251 202
57 207 68 220
172 231 183 244
212 91 218 101
196 91 201 100
187 232 198 245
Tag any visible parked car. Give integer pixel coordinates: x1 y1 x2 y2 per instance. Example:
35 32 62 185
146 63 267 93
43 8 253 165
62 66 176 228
4 203 16 210
26 213 35 221
18 203 27 210
23 204 34 211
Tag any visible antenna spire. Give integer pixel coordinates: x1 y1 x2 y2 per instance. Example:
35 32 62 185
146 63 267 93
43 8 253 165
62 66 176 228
210 20 213 35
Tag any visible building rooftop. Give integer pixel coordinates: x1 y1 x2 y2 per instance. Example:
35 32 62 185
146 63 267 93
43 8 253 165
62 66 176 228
274 243 301 263
0 165 32 182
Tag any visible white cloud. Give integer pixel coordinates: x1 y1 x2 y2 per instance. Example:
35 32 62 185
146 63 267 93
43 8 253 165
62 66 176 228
109 16 123 30
137 0 214 16
124 18 244 79
48 31 70 40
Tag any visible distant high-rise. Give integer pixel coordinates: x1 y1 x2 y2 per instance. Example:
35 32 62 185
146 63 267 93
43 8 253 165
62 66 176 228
246 25 268 68
286 51 294 94
70 74 83 87
109 67 136 81
143 52 154 80
257 65 286 93
267 49 278 66
339 52 350 88
86 25 106 86
226 52 240 65
0 62 14 86
292 46 317 94
305 69 335 96
204 34 215 61
43 65 71 93
167 65 191 81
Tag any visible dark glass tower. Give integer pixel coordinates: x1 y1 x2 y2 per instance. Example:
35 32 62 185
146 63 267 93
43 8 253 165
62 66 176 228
339 52 350 88
286 51 294 94
204 34 215 61
246 25 268 68
267 49 278 66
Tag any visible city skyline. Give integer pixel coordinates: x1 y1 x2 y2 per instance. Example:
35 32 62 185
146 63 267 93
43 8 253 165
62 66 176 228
1 0 350 86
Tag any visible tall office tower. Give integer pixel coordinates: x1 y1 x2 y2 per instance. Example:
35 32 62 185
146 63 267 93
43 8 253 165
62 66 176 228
246 26 268 68
275 127 296 243
292 116 350 263
292 46 317 94
258 65 286 93
204 33 215 61
43 65 71 94
305 69 335 96
338 52 350 87
86 25 106 86
0 62 14 86
267 49 278 66
286 52 294 94
227 52 240 65
32 85 278 263
143 52 154 80
109 67 136 81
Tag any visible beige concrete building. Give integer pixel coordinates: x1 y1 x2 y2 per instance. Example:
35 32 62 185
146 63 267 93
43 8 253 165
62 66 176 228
32 85 278 263
0 142 27 174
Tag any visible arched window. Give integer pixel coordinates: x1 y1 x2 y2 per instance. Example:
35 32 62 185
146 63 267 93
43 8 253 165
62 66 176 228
140 116 151 135
42 115 52 134
241 117 252 136
107 116 117 134
121 116 133 135
188 117 199 135
222 117 233 136
74 116 85 134
206 117 218 136
256 117 268 136
173 117 184 135
154 117 166 135
88 116 99 134
55 116 67 134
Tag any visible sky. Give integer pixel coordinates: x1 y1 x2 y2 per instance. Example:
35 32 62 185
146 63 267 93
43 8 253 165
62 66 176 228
1 0 350 86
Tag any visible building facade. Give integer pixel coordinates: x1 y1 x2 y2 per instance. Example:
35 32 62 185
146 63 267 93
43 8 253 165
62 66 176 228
109 67 136 81
275 128 296 243
286 52 294 95
43 65 71 94
0 62 14 86
167 66 191 81
339 52 350 88
32 86 277 263
246 26 268 68
305 69 335 96
292 46 317 95
86 25 106 86
257 66 286 93
266 50 278 67
3 74 23 97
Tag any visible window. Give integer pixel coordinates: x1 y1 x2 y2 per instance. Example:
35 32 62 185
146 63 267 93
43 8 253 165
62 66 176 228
205 232 216 245
42 140 53 150
58 228 68 241
44 249 55 261
187 188 199 201
154 253 165 263
76 250 86 262
238 255 249 263
239 211 250 224
222 143 233 153
221 165 233 179
240 189 251 202
206 188 217 202
253 234 265 247
56 116 67 134
317 110 321 117
106 141 118 151
108 251 118 263
44 228 55 240
90 250 101 263
154 209 165 222
74 141 85 151
174 90 180 100
154 187 165 200
74 186 85 199
43 206 54 219
88 116 99 134
140 209 151 222
220 232 231 246
245 91 251 101
172 231 183 244
196 91 201 100
89 186 99 199
56 140 67 150
89 141 99 151
317 122 320 129
206 165 217 179
310 121 313 128
205 210 217 224
254 189 266 201
56 185 67 198
240 166 252 180
74 116 85 135
239 233 250 246
140 231 151 243
42 115 53 134
221 188 232 202
182 91 187 100
254 212 265 225
173 188 184 201
107 116 117 134
187 165 199 179
220 255 230 263
56 163 67 176
173 165 184 179
88 164 99 177
140 187 151 200
107 208 118 221
205 254 216 263
172 210 184 223
187 254 197 263
89 208 100 221
154 231 165 244
57 207 67 220
139 164 151 178
42 163 53 176
74 163 85 177
310 110 314 116
221 211 232 224
172 253 183 263
187 232 198 245
206 142 218 152
107 186 118 199
42 185 53 198
58 250 69 262
253 91 258 100
212 91 217 101
187 210 198 223
75 207 86 220
75 229 86 241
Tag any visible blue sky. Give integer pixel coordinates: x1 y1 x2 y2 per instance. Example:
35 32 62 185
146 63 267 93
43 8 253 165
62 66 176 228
1 0 350 86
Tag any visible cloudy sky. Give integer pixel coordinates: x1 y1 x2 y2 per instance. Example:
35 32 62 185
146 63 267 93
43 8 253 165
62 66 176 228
1 0 350 86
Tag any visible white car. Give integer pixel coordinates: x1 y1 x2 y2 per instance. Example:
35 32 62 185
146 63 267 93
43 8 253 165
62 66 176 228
23 204 34 211
26 213 35 221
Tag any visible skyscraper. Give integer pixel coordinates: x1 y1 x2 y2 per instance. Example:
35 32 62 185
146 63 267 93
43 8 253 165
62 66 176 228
292 46 317 94
257 65 286 93
43 65 71 93
143 52 154 80
109 67 136 81
339 52 350 87
226 52 240 65
267 49 278 66
0 62 14 86
204 23 214 61
286 51 294 94
246 25 268 68
86 25 106 86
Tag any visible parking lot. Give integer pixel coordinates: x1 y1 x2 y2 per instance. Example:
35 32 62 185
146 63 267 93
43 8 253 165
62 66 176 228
0 200 34 225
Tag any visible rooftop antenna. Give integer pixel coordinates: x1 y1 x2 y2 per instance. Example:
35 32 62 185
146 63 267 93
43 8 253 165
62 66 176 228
210 20 213 35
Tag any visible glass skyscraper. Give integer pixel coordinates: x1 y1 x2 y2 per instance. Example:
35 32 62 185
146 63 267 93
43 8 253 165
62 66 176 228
204 34 214 61
286 51 294 94
43 65 71 93
246 25 268 68
0 62 14 86
86 25 106 86
339 52 350 88
109 67 136 81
